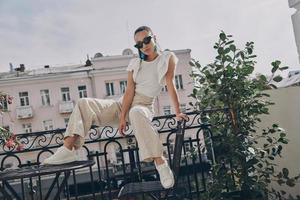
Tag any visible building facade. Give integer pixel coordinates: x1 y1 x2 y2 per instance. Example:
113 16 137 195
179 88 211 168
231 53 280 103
0 49 193 135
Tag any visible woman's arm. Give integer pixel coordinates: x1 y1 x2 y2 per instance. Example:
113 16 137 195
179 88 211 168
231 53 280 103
165 55 188 121
119 71 135 135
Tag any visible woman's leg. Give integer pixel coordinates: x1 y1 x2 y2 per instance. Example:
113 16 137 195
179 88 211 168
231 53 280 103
64 135 79 150
128 105 174 188
128 105 163 162
43 98 120 164
64 97 121 149
153 157 165 165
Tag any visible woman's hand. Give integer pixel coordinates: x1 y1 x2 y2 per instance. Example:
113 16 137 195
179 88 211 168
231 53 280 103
175 112 188 122
118 71 135 137
118 116 127 137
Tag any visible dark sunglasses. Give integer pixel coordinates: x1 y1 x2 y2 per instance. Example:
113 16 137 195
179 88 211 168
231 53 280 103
134 35 152 49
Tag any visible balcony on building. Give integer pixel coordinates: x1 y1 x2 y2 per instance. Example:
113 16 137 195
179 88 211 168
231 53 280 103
16 105 34 119
59 101 74 114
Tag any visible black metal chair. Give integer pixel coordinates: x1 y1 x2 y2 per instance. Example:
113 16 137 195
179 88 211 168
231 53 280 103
118 120 186 200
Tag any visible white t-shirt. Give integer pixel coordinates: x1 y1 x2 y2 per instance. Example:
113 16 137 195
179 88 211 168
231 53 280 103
126 51 178 97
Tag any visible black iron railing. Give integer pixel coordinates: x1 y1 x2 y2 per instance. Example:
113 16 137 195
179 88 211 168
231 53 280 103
0 109 227 200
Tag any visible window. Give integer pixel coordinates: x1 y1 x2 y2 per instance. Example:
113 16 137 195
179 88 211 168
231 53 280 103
180 103 186 113
64 118 69 128
40 89 50 106
22 123 32 133
0 95 8 111
168 139 174 155
163 105 171 115
161 85 168 92
115 147 123 164
184 141 191 152
61 87 71 101
43 120 53 131
175 74 183 90
19 92 29 106
105 82 114 96
78 85 87 98
119 80 127 94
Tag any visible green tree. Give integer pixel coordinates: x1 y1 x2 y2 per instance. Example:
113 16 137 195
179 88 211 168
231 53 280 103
189 32 300 200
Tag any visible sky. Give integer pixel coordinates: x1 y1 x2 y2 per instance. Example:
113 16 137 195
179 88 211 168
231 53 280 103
0 0 299 76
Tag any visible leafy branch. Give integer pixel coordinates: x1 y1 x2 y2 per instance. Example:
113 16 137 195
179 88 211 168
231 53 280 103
0 92 24 151
189 31 300 200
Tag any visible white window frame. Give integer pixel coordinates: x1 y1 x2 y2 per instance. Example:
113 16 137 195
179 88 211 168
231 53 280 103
119 80 127 94
0 94 8 111
64 118 69 128
168 139 174 156
61 87 71 102
19 91 29 106
105 82 115 96
175 74 183 90
184 141 191 152
161 85 168 92
40 89 50 106
115 146 123 164
180 103 186 113
78 85 87 98
43 120 53 131
22 123 32 133
163 105 171 115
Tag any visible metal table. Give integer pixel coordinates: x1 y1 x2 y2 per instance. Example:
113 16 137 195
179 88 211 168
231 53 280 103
0 160 95 200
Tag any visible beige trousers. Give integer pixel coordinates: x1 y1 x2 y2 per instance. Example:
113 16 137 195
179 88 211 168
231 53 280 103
64 92 163 162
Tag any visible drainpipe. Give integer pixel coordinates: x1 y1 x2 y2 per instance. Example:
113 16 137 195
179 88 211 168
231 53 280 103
289 0 300 64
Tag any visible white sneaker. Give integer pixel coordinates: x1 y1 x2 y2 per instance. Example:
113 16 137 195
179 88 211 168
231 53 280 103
155 157 175 189
43 146 77 165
